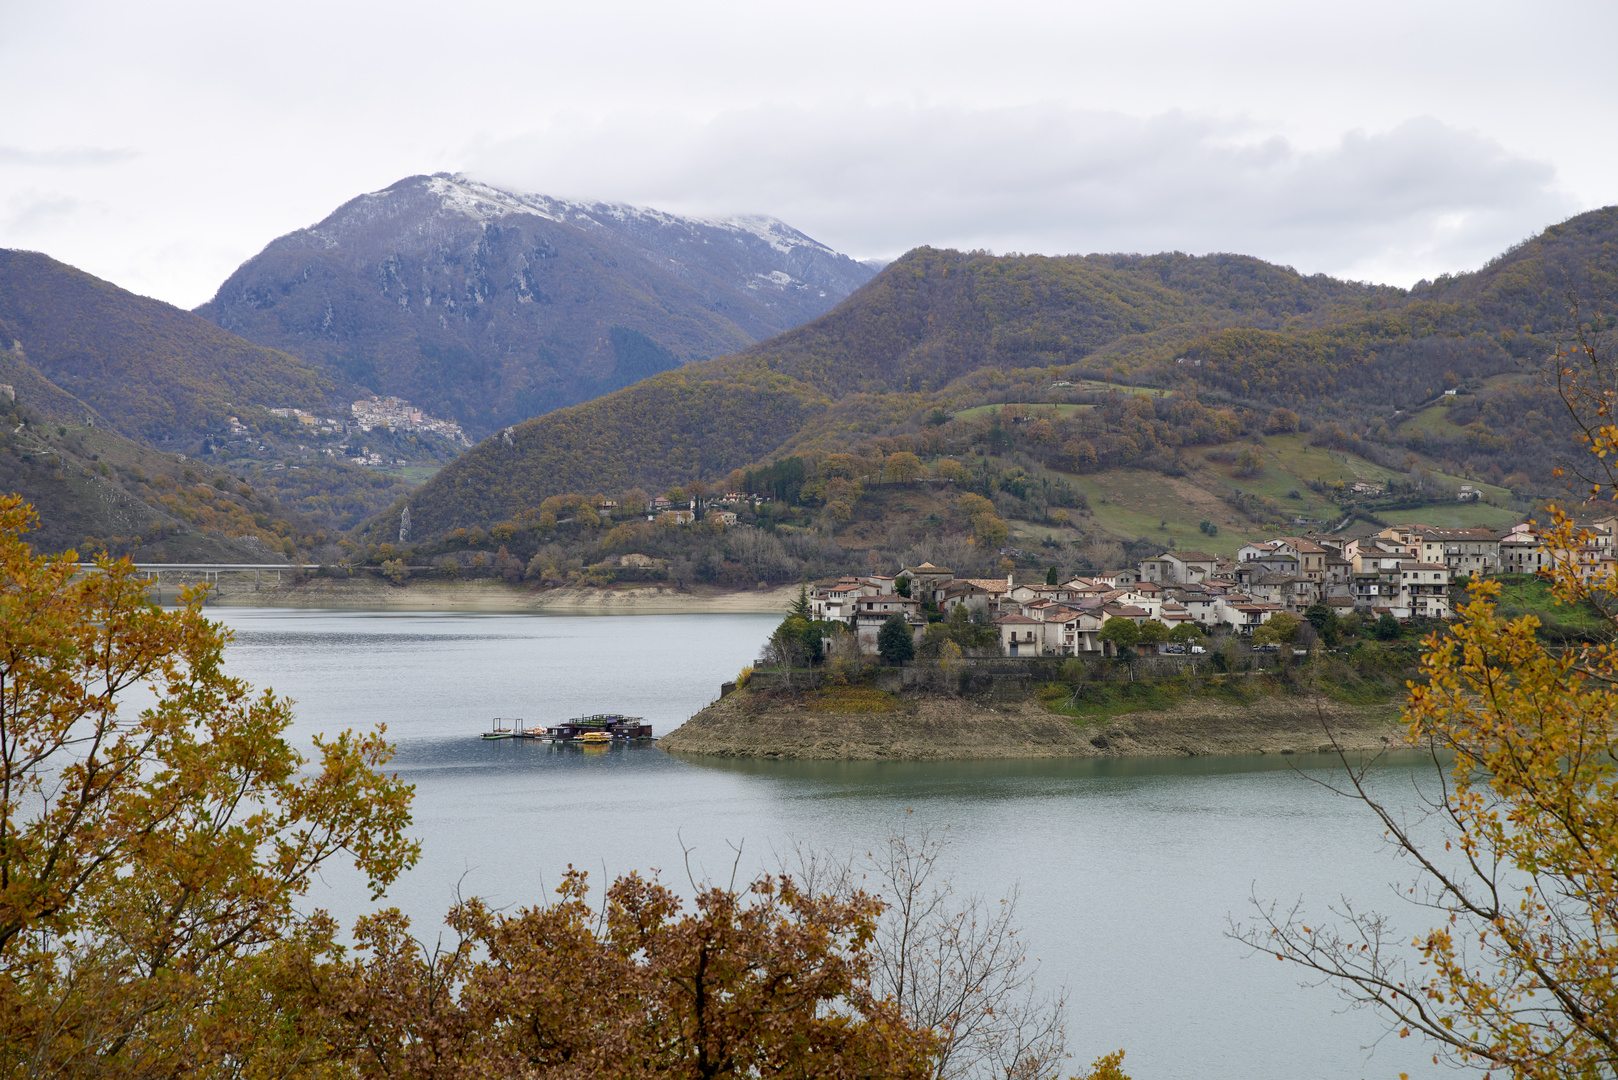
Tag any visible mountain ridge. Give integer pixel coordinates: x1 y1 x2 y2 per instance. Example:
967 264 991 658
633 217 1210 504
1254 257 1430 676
196 173 879 434
372 206 1617 540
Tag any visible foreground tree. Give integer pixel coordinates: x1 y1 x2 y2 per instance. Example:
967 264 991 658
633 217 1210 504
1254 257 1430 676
299 867 939 1079
787 822 1071 1080
0 495 418 1076
1236 290 1618 1079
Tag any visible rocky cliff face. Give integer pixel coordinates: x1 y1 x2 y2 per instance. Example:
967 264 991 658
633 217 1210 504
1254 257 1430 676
197 174 877 435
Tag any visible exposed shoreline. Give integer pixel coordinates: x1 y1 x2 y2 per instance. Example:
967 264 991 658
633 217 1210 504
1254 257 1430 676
196 576 800 614
659 689 1411 761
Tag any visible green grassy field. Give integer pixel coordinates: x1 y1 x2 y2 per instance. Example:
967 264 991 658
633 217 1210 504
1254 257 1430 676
1036 432 1519 552
380 464 443 485
1400 398 1468 437
1397 373 1529 439
1249 434 1514 507
1062 468 1247 554
952 383 1168 421
952 402 1094 420
1464 573 1611 641
1068 380 1171 397
1385 503 1518 528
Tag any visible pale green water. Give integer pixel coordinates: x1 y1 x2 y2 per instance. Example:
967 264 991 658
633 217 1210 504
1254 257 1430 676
218 608 1443 1080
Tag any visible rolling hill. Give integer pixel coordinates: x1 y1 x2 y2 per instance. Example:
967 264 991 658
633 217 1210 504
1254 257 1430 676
0 249 332 446
374 203 1618 545
196 174 879 435
0 253 409 557
0 339 321 563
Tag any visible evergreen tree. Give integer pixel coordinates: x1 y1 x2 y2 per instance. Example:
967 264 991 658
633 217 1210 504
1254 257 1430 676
1304 600 1340 645
878 612 915 665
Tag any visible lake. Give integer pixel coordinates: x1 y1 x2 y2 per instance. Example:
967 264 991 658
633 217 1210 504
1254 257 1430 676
216 606 1442 1080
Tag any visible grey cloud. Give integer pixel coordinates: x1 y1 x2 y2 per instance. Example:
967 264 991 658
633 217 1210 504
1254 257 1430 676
0 146 137 167
5 194 85 235
468 106 1574 286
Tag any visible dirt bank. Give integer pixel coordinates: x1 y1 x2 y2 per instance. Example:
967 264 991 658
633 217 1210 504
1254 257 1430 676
658 689 1410 761
197 576 799 614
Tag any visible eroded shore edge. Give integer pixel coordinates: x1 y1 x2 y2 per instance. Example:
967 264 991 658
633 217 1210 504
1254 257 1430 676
659 690 1410 761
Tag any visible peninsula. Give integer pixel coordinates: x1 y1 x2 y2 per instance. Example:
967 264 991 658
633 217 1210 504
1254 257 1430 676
659 680 1409 761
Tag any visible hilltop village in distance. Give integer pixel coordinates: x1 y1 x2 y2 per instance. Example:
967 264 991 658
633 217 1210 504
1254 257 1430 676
808 517 1583 659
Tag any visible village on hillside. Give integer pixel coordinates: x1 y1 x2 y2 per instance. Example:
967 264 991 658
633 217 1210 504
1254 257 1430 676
809 518 1613 658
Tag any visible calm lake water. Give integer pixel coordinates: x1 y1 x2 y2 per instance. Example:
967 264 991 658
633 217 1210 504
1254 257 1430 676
216 607 1443 1080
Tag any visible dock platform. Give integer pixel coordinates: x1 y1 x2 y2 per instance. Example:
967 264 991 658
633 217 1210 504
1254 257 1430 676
479 714 654 742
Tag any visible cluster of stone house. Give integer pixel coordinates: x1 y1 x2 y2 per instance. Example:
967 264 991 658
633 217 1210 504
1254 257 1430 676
806 516 1618 659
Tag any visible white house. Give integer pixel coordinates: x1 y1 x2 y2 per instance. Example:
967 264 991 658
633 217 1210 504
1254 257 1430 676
996 614 1042 657
1397 561 1451 619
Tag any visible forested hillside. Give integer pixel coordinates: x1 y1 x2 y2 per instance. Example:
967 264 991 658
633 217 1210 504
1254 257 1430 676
0 250 330 445
0 366 327 563
196 174 877 435
381 209 1616 542
0 263 412 558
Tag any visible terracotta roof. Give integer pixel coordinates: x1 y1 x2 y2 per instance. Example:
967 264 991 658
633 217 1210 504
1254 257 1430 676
995 613 1039 625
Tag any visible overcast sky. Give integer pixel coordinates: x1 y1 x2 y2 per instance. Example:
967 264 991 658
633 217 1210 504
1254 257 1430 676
2 0 1614 309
